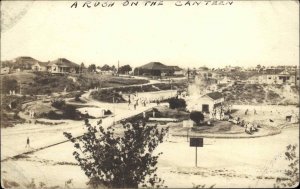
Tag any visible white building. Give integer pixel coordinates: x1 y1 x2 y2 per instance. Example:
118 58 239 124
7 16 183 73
189 92 224 113
218 76 231 84
258 70 296 85
47 58 79 74
32 61 48 72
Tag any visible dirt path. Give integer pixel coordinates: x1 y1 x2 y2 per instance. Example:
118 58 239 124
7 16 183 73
1 102 157 161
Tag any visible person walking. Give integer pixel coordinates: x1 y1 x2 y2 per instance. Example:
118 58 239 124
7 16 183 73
25 137 30 149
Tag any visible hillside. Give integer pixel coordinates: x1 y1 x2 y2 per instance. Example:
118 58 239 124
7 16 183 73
1 72 149 95
222 83 299 105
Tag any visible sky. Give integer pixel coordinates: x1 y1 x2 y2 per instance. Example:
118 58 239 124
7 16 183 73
1 0 299 69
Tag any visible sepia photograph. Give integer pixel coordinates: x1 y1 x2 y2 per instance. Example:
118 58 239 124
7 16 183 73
0 0 299 188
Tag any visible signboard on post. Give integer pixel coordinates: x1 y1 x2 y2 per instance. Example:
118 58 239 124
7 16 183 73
190 137 204 167
190 138 203 147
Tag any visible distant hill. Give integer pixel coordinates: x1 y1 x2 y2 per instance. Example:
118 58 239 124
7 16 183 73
1 57 81 70
2 56 39 70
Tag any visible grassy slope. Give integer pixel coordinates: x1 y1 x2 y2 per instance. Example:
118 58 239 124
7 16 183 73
1 72 149 95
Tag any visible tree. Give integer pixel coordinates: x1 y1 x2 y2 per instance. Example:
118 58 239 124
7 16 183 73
80 63 85 73
63 119 168 188
88 64 96 73
111 65 117 72
101 64 111 71
190 111 204 126
118 65 132 74
1 77 18 94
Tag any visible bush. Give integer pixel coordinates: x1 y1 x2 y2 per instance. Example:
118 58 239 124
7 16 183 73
190 111 204 126
63 105 78 119
168 97 186 109
74 93 81 102
91 90 125 103
46 110 62 120
51 99 66 109
104 109 112 115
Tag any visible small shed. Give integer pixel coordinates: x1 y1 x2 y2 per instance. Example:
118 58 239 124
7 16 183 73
196 92 224 113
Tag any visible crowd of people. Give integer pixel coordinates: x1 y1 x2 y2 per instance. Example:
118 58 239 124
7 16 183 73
207 105 261 135
227 116 260 135
127 94 151 110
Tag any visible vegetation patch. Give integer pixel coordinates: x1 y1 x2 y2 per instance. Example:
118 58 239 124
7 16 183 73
39 99 94 120
1 72 149 96
222 83 288 105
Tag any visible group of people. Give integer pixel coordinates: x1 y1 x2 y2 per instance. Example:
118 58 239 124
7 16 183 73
128 94 151 110
245 108 257 115
28 110 35 118
228 115 260 135
9 90 16 95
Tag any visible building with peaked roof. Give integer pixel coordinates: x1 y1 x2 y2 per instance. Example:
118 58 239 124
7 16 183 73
190 92 224 113
134 62 176 76
168 66 184 76
47 58 79 74
32 61 49 72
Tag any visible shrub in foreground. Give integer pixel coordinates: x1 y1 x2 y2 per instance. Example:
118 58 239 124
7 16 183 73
64 119 169 188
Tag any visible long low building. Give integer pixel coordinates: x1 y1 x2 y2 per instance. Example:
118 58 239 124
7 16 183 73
47 58 79 74
122 90 178 102
134 62 183 77
258 70 298 85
